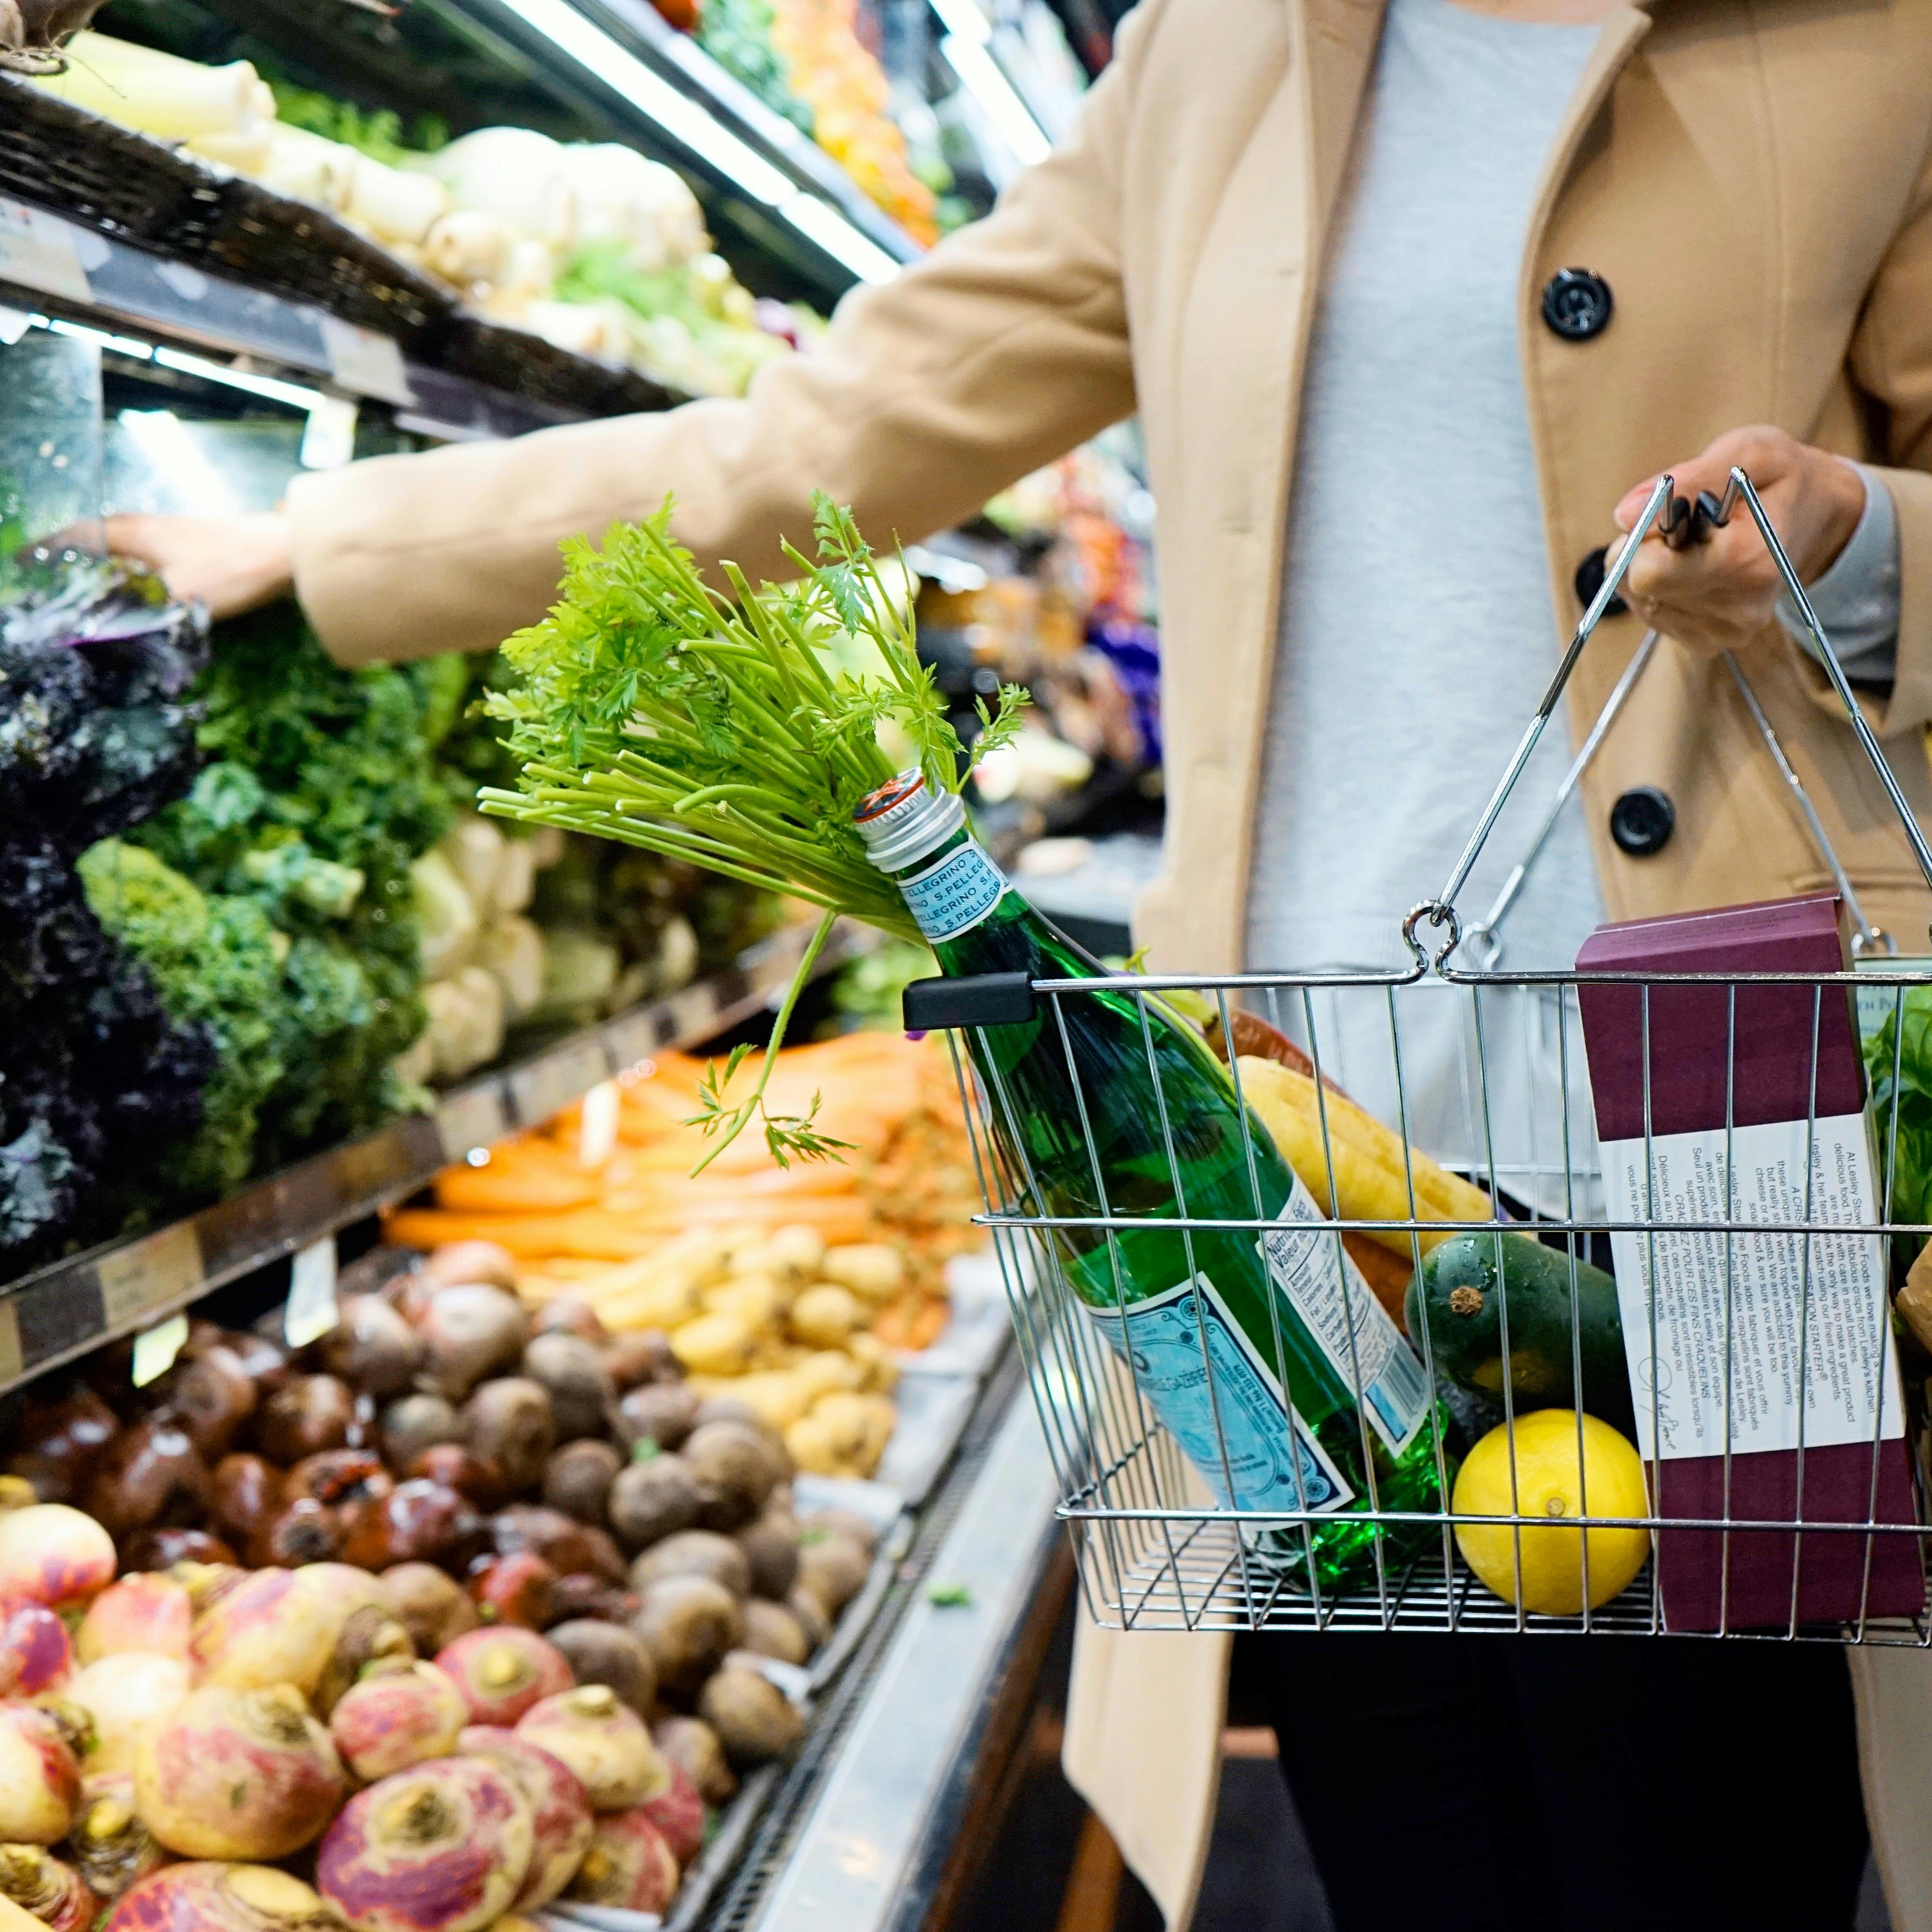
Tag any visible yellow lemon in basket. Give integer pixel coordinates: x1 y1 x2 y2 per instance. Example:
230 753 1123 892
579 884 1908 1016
1452 1408 1650 1615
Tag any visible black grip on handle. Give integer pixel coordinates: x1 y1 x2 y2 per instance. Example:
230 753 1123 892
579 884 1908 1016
902 972 1037 1031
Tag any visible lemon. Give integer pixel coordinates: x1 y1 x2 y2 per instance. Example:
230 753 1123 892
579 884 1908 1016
1451 1408 1650 1614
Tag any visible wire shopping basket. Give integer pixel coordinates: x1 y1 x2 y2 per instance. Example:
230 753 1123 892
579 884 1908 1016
916 469 1932 1643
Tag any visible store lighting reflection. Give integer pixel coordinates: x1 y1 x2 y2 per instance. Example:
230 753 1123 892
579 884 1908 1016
117 409 237 516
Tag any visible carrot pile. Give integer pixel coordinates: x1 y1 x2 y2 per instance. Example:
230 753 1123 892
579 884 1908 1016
384 1030 982 1350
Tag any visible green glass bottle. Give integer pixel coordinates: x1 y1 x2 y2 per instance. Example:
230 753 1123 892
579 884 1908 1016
854 772 1450 1592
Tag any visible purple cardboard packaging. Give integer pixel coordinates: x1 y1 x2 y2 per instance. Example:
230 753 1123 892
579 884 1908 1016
1576 894 1923 1631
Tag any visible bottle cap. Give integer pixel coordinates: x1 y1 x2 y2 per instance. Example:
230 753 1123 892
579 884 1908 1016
852 769 966 873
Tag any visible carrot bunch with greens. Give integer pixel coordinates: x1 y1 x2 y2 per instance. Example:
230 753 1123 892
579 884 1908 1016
479 493 1025 1169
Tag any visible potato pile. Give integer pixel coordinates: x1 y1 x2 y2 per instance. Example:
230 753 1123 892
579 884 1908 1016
558 1223 903 1480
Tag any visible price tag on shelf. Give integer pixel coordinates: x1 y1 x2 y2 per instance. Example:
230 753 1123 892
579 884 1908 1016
0 1305 23 1386
131 1313 190 1389
299 395 359 471
0 199 90 304
318 316 413 407
285 1236 341 1349
511 1038 611 1129
97 1222 202 1330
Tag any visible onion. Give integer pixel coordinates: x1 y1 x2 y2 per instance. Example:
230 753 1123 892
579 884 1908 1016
255 1381 353 1468
429 1630 568 1729
77 1577 190 1665
209 1460 278 1554
83 1421 213 1542
0 1703 81 1842
0 1845 96 1932
102 1863 347 1932
338 1486 479 1575
0 1605 73 1697
165 1347 258 1463
329 1666 465 1784
7 1390 119 1506
637 1756 704 1867
134 1685 343 1861
62 1655 192 1776
315 1759 533 1932
71 1773 167 1900
0 1507 115 1612
454 1728 591 1911
563 1807 678 1914
513 1687 666 1811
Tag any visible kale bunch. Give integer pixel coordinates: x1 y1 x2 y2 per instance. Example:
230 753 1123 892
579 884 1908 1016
0 555 216 1269
132 603 454 1167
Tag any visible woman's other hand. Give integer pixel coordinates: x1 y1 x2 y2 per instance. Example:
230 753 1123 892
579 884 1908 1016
1610 426 1866 656
101 510 295 619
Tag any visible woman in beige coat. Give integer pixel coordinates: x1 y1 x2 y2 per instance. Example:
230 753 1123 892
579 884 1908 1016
116 0 1932 1925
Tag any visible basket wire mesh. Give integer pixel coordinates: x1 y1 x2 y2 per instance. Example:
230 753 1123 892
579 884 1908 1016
945 469 1932 1643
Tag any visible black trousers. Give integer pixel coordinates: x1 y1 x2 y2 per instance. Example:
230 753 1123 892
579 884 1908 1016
1230 1633 1869 1932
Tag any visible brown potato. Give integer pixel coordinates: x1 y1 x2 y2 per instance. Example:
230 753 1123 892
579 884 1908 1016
630 1529 751 1599
632 1575 743 1705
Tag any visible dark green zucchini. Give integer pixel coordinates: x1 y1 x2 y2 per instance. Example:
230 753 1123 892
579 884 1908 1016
1404 1231 1634 1435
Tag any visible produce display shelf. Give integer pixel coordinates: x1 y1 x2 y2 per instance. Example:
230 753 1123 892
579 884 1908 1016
696 1352 1068 1932
568 0 925 268
0 917 877 1400
0 118 684 431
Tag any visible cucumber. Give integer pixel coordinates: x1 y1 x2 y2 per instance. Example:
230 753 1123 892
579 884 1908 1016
1404 1231 1634 1435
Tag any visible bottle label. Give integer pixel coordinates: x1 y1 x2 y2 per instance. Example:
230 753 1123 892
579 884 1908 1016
897 839 1006 943
1082 1272 1354 1517
1258 1175 1431 1458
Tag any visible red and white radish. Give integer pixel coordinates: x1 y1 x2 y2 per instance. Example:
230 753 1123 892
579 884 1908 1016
563 1807 678 1915
76 1577 191 1664
62 1654 192 1776
0 1845 96 1932
514 1686 667 1810
428 1629 568 1729
329 1666 466 1784
0 1603 72 1698
70 1773 168 1900
0 1506 114 1612
134 1685 343 1861
315 1758 533 1932
0 1701 82 1842
454 1728 591 1912
638 1756 704 1868
103 1862 347 1932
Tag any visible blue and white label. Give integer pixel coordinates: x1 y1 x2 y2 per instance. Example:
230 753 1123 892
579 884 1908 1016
1258 1175 1430 1458
1083 1273 1352 1517
898 839 1006 943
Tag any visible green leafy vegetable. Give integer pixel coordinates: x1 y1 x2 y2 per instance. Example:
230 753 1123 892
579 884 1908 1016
481 493 1027 1165
266 81 448 166
1865 988 1932 1268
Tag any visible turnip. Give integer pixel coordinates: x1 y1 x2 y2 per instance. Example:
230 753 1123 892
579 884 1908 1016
429 1630 568 1729
0 1844 95 1932
188 1571 338 1699
0 1506 114 1612
102 1862 347 1932
135 1684 344 1861
455 1727 591 1911
0 1702 81 1842
562 1806 678 1914
0 1604 72 1697
315 1758 533 1932
513 1687 666 1810
637 1756 704 1867
329 1666 465 1784
76 1577 190 1665
70 1773 166 1900
62 1654 191 1776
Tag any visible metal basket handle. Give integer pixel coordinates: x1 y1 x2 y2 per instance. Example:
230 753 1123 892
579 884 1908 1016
1404 466 1932 972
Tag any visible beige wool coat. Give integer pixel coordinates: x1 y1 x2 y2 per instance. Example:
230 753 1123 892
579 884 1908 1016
288 1 1932 1922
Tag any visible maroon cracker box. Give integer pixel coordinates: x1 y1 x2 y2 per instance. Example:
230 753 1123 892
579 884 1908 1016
1575 894 1923 1631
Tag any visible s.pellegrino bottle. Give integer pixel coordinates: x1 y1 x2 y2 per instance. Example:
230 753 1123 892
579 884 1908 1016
854 772 1447 1591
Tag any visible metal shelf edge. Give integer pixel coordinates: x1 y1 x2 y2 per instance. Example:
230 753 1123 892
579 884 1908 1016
0 918 876 1397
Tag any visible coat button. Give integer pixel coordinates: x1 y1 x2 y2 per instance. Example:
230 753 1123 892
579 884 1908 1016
1610 787 1675 856
1542 268 1613 340
1574 546 1629 618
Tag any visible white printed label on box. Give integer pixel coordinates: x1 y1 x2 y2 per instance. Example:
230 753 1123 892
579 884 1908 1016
1600 1111 1903 1462
1257 1173 1430 1458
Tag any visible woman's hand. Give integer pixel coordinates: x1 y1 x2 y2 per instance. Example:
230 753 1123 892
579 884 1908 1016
1610 426 1866 656
100 510 295 620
